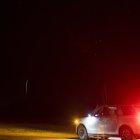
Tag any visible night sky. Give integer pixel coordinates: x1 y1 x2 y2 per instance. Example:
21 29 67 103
1 1 140 122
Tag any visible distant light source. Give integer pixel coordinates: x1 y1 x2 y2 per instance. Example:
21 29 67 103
74 119 79 124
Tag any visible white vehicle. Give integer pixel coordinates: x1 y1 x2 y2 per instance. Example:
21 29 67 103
75 105 140 140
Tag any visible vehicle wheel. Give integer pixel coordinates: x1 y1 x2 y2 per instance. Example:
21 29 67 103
120 127 134 140
77 125 88 140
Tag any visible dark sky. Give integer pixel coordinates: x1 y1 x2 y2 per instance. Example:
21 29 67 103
1 1 140 121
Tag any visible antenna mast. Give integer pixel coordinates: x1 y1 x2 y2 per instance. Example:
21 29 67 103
104 85 107 105
26 80 28 95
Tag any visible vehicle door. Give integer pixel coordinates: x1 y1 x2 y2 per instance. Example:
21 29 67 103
89 106 106 134
101 107 118 134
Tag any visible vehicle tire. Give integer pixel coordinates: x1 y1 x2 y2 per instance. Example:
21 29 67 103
119 127 134 140
77 125 88 140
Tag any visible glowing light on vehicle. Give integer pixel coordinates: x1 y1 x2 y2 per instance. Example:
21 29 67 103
74 119 79 124
88 114 91 117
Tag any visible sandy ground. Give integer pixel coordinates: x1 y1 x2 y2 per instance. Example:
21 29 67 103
0 122 77 138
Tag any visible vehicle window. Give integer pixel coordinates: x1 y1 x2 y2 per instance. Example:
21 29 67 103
101 107 117 116
102 107 110 116
116 108 123 116
94 107 103 117
121 106 136 115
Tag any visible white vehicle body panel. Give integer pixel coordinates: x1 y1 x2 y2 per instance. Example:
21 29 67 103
76 105 140 137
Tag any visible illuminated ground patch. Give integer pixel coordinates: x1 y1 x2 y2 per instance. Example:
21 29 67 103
0 123 77 138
